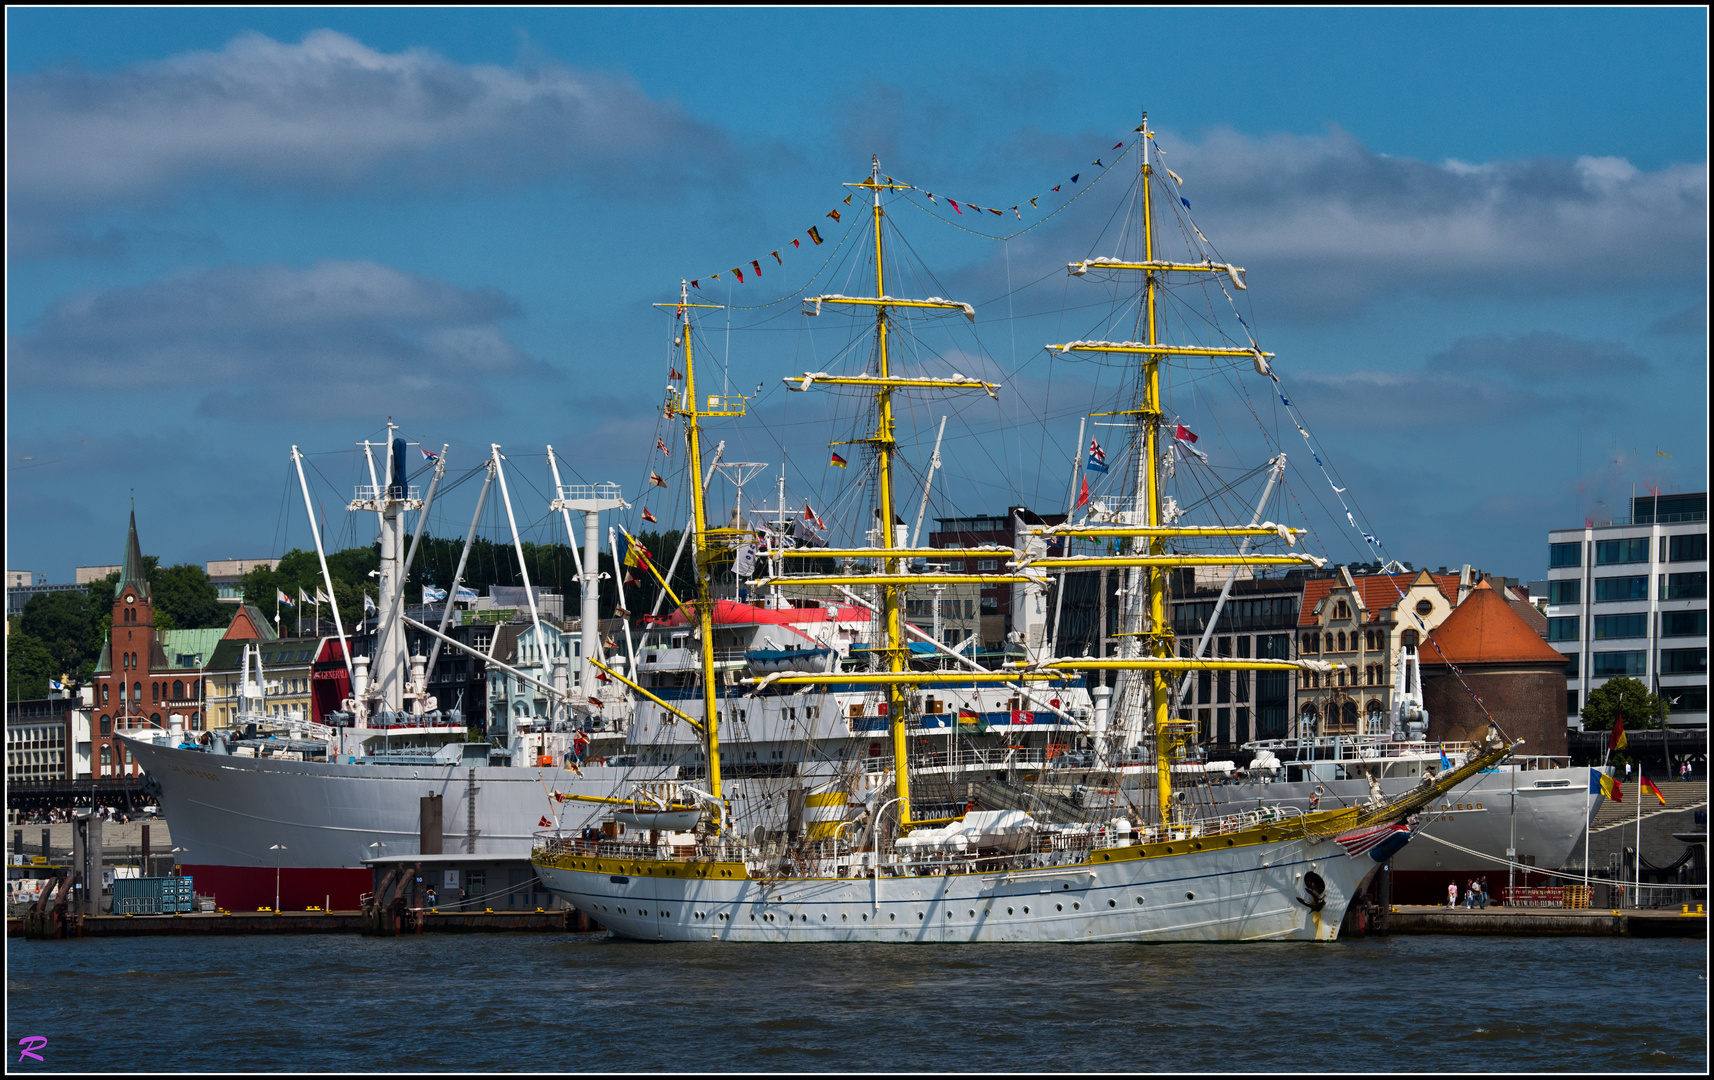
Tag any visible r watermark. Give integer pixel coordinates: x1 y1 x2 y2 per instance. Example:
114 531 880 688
18 1036 47 1062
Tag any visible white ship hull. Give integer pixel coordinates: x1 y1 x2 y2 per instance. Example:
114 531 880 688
1196 766 1598 900
123 737 630 910
535 831 1387 943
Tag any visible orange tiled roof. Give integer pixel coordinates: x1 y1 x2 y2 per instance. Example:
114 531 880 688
1418 581 1565 666
1298 572 1459 627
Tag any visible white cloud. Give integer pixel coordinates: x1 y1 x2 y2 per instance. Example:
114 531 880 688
9 260 550 419
7 30 734 230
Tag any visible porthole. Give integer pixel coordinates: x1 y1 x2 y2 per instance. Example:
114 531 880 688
1135 897 1143 905
1073 902 1080 910
822 914 828 922
1186 891 1195 900
1007 906 1014 915
841 914 847 922
968 909 975 918
945 911 952 919
889 913 896 921
1023 906 1030 914
1108 899 1116 907
917 912 924 920
1062 883 1071 890
1056 903 1063 911
750 914 756 921
862 914 868 921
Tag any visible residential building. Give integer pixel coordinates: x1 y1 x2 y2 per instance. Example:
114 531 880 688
1168 569 1305 747
927 508 1065 652
75 565 120 585
1295 565 1466 737
1546 492 1707 729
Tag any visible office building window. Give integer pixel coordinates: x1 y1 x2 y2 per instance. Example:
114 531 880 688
1667 686 1708 713
1550 542 1583 568
1591 651 1647 677
1596 538 1649 565
1661 610 1707 638
1661 572 1707 600
1547 580 1580 605
1594 576 1648 603
1659 649 1707 676
1668 534 1707 562
1593 614 1648 640
1546 617 1580 642
1567 690 1579 716
1563 653 1578 679
1235 707 1250 744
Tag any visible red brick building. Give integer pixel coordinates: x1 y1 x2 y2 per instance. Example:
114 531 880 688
1420 579 1569 757
89 509 210 777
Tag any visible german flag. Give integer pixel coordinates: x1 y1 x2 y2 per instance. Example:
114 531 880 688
830 452 847 468
1641 774 1666 805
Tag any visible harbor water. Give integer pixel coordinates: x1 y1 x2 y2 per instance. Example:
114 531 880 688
6 933 1706 1071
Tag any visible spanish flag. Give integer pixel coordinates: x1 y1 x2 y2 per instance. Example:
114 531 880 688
1608 715 1627 753
1641 774 1666 805
830 452 847 468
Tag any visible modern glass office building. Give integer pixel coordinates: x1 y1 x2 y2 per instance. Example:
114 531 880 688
1546 492 1707 729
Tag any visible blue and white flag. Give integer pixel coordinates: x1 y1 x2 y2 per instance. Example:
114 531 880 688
454 585 479 602
423 585 448 604
50 679 63 691
1086 438 1109 474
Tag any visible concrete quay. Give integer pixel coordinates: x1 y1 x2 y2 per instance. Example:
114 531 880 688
1388 903 1706 937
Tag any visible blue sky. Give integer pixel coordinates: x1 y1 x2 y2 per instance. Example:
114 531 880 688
6 7 1707 588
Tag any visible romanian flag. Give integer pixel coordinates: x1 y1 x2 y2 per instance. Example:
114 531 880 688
1597 771 1623 803
1608 716 1627 752
1641 774 1666 805
830 452 847 468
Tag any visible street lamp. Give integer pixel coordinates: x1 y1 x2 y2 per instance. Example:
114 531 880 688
269 843 286 912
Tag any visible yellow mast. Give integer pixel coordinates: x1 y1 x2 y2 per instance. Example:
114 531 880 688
657 283 737 828
752 159 991 834
1138 116 1186 832
863 158 916 831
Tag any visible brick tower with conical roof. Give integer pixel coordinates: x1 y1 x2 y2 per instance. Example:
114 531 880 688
1420 579 1569 756
91 506 165 777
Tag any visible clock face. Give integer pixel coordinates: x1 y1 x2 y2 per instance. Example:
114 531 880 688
125 594 134 604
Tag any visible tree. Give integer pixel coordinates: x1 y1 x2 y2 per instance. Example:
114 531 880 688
7 631 57 701
20 590 95 682
152 563 228 630
1581 677 1667 767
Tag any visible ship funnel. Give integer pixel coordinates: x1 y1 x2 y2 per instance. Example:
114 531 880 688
352 654 371 700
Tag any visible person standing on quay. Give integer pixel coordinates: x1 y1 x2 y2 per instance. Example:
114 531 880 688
1448 880 1458 907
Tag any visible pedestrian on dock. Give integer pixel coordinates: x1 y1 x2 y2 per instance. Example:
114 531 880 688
459 886 468 911
1447 880 1458 907
426 885 438 910
1478 877 1489 908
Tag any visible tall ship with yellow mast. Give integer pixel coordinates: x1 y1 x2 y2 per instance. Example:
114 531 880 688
532 117 1515 942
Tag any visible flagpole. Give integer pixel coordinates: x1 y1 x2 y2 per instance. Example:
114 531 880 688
1050 417 1086 660
1583 771 1591 896
1633 776 1642 909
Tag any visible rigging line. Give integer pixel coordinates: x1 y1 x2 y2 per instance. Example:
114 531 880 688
891 138 1137 244
690 207 868 312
